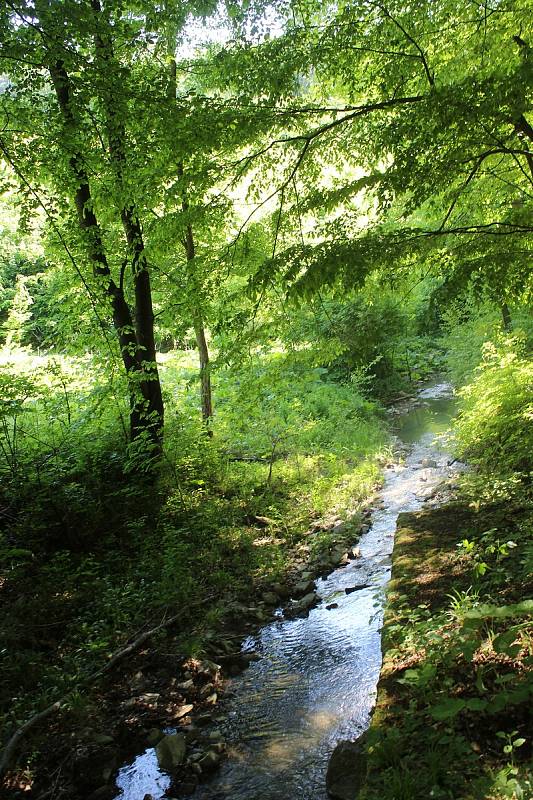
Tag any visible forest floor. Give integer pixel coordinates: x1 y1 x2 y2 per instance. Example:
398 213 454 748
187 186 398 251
2 498 382 799
3 348 531 800
1 395 388 798
358 497 533 800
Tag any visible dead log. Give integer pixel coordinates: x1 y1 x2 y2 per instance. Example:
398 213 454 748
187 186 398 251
0 595 215 781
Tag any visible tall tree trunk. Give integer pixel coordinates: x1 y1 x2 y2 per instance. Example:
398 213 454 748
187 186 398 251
49 61 153 441
167 48 213 428
183 222 214 428
121 208 164 441
91 0 164 443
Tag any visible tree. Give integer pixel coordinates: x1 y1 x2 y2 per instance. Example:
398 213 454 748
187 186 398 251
0 0 170 445
203 0 532 307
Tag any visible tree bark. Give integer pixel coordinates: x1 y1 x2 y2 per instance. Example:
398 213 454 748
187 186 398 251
49 61 154 441
122 209 164 440
501 302 512 331
183 220 214 427
166 46 213 428
91 0 164 442
194 317 214 424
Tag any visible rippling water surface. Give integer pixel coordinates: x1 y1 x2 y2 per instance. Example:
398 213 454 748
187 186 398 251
116 383 460 800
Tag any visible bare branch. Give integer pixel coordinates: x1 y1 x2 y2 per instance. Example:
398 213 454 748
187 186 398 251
0 595 216 780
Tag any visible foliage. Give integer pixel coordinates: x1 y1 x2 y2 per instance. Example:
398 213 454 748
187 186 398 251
289 291 446 398
0 347 386 752
206 0 533 307
362 501 533 800
0 0 531 793
452 333 533 477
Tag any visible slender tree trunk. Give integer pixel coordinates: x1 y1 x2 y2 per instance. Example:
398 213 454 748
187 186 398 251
194 321 214 423
91 0 164 442
183 222 214 427
501 302 512 332
167 47 213 428
512 37 533 181
49 61 151 440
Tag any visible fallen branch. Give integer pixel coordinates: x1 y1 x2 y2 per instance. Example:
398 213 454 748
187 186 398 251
0 595 215 781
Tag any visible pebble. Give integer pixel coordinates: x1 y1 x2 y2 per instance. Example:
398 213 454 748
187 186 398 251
173 703 194 719
294 579 315 596
139 693 160 704
345 584 370 594
198 750 220 771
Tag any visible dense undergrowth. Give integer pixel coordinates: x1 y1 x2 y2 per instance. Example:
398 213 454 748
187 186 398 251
0 279 441 788
0 346 388 756
364 502 532 800
0 296 531 797
1 1 532 793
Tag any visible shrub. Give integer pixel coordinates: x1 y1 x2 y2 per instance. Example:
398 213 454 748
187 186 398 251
453 334 533 476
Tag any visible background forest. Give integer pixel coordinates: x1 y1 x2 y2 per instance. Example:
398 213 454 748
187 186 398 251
0 0 531 797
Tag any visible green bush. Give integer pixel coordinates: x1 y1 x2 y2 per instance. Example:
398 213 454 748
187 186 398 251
453 334 533 476
443 300 533 387
284 292 445 400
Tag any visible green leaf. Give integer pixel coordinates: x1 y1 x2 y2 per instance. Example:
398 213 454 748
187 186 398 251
466 698 488 711
4 548 33 559
463 600 533 627
493 630 521 657
430 698 466 720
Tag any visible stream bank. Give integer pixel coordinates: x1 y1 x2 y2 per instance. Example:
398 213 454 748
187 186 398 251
113 383 463 800
342 500 533 800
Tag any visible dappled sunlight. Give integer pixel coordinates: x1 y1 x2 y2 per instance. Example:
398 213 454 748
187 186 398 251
110 386 462 800
259 710 339 769
1 0 529 795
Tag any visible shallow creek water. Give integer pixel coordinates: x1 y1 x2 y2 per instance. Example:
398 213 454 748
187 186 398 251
115 382 460 800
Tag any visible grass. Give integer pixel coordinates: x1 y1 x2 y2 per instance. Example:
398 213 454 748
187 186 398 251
358 318 533 800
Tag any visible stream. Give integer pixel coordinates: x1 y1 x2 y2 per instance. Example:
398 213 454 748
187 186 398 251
115 382 461 800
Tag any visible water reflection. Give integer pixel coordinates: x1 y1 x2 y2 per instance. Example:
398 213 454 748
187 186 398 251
396 389 456 445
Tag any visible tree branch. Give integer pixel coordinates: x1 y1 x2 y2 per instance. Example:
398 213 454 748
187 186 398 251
231 95 425 173
0 595 216 780
372 1 435 86
440 147 533 229
421 222 533 238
